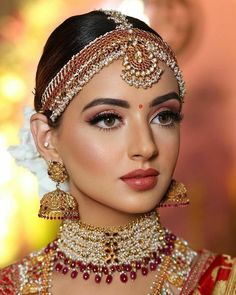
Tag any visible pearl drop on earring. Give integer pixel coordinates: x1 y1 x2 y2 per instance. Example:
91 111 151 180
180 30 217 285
44 142 49 148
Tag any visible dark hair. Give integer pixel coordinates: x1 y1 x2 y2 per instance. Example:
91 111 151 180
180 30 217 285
34 10 161 127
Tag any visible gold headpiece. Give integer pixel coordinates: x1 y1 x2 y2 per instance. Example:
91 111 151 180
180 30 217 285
40 10 186 122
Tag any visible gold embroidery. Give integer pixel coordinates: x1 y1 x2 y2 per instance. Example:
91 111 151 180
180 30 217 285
212 281 227 295
225 258 236 295
19 250 54 294
180 250 215 295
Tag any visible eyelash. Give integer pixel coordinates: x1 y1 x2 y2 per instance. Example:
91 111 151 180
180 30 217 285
87 110 183 132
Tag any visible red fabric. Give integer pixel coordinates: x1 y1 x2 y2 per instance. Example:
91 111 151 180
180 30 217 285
0 264 19 295
195 255 233 294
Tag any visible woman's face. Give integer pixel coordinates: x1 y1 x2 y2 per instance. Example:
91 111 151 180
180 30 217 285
52 60 182 214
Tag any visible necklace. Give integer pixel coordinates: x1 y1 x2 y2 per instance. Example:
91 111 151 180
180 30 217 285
49 211 177 284
45 210 197 293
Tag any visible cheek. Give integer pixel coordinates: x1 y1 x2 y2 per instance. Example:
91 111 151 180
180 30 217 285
154 128 180 167
61 128 121 177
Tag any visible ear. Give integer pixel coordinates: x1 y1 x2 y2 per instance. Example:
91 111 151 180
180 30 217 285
30 113 61 161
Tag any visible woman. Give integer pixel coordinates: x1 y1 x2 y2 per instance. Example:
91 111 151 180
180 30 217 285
0 9 235 295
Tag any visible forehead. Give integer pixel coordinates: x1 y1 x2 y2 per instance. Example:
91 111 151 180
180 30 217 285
77 59 179 103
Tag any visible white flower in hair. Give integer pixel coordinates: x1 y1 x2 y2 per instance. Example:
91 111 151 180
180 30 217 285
8 106 69 199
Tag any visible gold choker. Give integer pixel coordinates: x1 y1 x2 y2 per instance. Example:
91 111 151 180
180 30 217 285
51 211 178 284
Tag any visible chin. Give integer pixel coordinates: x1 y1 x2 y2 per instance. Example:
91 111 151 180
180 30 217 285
114 198 160 215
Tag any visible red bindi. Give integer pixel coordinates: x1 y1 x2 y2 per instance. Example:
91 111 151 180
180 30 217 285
138 104 143 109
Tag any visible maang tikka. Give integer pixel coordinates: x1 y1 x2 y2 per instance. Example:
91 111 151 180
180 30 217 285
39 10 186 122
38 160 79 220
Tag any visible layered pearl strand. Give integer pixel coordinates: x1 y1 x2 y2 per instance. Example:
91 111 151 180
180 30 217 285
44 211 197 293
50 211 178 284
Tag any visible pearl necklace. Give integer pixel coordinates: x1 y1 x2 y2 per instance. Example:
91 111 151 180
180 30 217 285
51 211 177 284
45 211 197 293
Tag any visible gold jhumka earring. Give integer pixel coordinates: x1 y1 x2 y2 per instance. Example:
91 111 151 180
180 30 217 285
38 161 79 220
158 179 189 208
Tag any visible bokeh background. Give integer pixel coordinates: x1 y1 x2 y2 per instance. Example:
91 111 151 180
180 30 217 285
0 0 236 268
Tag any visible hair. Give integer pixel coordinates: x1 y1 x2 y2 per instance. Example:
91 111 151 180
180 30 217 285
34 10 162 127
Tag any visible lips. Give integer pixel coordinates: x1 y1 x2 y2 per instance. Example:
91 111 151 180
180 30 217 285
120 168 159 191
120 168 159 179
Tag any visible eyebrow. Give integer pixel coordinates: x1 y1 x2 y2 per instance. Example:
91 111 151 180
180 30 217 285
82 91 180 112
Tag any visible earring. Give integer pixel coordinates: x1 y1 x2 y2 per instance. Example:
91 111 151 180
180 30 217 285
158 179 189 208
43 142 49 148
38 161 79 220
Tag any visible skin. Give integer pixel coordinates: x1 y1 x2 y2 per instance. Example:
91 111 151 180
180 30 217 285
31 59 182 227
31 59 182 294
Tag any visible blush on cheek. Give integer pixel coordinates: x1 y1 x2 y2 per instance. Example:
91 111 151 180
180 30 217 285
64 131 116 177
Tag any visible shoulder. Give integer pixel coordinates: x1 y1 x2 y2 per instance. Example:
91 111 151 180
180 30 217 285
185 250 236 295
195 253 236 294
0 245 55 295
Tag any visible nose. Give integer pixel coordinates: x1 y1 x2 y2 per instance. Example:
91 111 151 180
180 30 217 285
127 120 158 161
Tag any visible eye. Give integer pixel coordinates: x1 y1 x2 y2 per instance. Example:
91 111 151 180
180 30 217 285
87 111 123 131
151 110 183 127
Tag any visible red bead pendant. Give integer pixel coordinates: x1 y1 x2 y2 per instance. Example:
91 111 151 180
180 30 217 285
102 266 109 275
136 261 142 269
130 271 137 280
62 267 69 274
71 270 78 279
120 273 128 283
106 274 113 284
141 267 148 276
95 274 101 283
150 262 157 271
83 272 90 280
124 264 132 272
55 263 63 272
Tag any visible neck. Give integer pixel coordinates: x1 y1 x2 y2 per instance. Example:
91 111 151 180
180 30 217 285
70 186 151 227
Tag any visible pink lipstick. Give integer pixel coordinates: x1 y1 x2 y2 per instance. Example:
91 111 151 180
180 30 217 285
120 168 159 191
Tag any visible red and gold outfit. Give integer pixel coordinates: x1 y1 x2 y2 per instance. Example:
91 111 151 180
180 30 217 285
0 245 235 294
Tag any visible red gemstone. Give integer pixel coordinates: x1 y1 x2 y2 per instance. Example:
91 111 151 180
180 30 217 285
165 234 171 242
83 272 90 280
80 264 86 272
167 242 174 250
62 267 69 274
95 274 101 283
93 265 98 272
150 262 157 271
124 264 132 272
130 271 137 280
70 261 76 268
44 246 50 254
170 234 176 241
57 251 64 259
152 252 157 259
52 243 58 250
120 273 128 283
155 257 161 265
116 265 122 272
106 274 113 284
163 248 171 256
136 261 142 269
64 258 70 265
55 263 63 272
71 270 78 279
110 265 116 272
102 266 109 275
141 267 148 276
